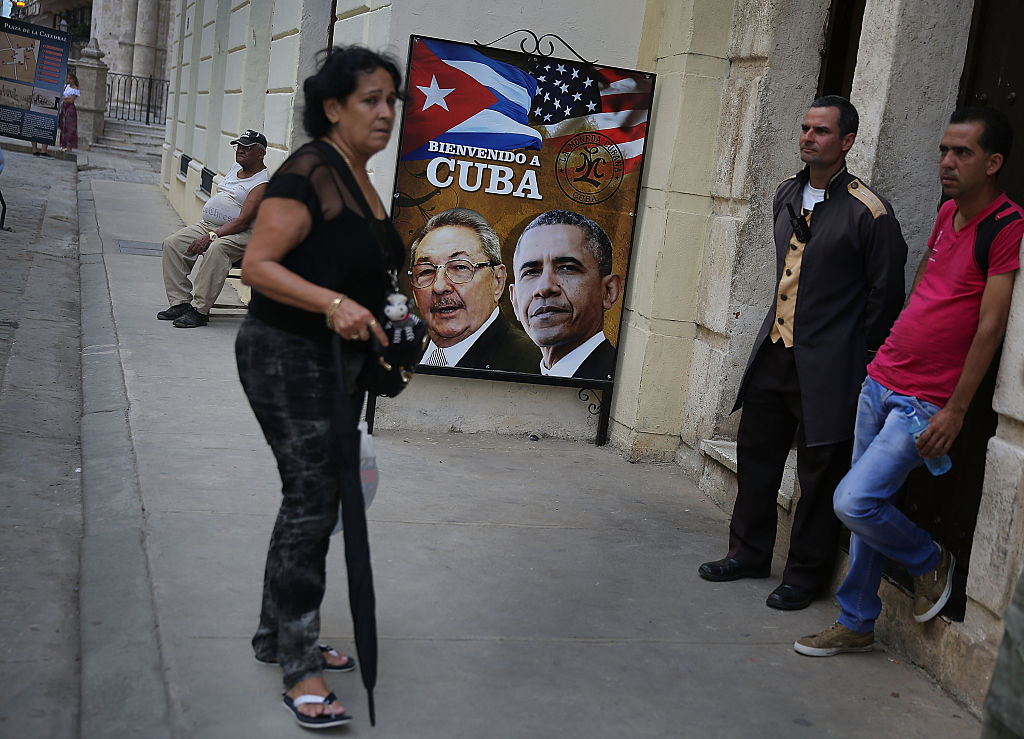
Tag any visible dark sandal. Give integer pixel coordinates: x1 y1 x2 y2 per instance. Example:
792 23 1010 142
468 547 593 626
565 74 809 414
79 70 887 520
255 644 357 672
282 691 352 728
317 645 357 672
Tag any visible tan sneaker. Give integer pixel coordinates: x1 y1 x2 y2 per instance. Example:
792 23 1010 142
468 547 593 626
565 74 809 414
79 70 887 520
913 544 955 623
793 622 874 657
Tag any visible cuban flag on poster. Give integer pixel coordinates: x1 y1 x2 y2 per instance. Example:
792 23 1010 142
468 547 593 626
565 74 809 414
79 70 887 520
400 38 543 160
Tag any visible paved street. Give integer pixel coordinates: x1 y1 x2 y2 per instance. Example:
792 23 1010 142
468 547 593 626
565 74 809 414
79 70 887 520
0 142 982 738
0 142 82 739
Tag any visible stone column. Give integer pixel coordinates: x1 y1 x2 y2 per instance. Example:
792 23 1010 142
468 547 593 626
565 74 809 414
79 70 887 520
130 0 160 79
74 39 109 150
116 0 140 75
88 0 120 67
607 0 740 461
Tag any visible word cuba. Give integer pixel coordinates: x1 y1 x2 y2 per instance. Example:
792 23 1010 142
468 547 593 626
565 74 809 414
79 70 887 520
424 142 543 200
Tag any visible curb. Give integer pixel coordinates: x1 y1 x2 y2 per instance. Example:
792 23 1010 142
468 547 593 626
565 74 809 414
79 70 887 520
77 175 172 737
0 135 78 161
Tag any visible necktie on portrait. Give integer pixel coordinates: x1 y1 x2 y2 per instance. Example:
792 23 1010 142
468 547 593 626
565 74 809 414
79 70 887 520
426 346 446 366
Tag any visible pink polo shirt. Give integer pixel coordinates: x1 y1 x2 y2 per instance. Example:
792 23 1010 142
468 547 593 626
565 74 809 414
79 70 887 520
868 193 1022 406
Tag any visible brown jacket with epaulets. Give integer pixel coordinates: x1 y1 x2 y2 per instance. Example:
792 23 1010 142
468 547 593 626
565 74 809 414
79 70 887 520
733 164 908 446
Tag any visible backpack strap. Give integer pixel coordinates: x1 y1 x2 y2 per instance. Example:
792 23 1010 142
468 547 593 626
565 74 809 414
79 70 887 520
974 201 1022 276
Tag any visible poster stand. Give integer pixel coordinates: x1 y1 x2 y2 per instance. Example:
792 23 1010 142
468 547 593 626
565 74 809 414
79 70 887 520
364 372 612 446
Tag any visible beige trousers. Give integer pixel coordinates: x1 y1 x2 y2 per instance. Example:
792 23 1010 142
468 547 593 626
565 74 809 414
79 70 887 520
162 220 249 314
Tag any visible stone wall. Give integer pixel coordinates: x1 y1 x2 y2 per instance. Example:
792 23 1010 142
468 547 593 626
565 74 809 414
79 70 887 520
604 0 735 461
846 0 975 282
156 0 655 443
678 0 831 478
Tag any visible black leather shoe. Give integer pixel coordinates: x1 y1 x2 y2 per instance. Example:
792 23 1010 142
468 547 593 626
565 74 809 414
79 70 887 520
698 557 771 582
766 583 814 610
172 307 209 328
158 302 192 321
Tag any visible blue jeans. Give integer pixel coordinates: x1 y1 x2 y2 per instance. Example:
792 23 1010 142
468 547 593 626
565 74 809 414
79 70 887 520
833 377 942 633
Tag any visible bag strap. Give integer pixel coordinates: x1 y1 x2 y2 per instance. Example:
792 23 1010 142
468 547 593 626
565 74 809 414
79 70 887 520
973 200 1021 277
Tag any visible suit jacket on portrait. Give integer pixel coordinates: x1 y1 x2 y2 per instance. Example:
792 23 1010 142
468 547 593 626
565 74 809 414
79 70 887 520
457 313 541 374
573 338 616 381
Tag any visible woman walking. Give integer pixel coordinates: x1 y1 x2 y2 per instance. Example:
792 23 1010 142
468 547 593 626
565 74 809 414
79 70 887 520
236 45 402 729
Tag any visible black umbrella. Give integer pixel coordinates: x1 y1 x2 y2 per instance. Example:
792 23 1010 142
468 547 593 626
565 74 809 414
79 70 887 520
331 336 378 725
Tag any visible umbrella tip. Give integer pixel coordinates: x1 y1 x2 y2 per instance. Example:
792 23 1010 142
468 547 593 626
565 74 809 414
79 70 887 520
368 691 376 726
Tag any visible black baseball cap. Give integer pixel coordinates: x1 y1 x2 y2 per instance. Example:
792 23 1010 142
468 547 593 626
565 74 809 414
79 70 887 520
230 129 267 149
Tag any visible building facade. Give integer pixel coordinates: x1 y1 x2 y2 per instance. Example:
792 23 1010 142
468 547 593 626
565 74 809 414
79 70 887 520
90 0 174 79
13 0 173 76
157 0 1024 714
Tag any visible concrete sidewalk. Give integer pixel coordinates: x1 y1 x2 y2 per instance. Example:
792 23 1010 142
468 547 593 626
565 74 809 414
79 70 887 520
4 145 981 738
0 145 82 739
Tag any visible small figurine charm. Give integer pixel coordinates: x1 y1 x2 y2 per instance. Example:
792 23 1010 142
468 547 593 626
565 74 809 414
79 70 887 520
382 292 422 344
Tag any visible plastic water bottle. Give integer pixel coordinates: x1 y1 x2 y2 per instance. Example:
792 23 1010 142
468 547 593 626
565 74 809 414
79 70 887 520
904 407 952 476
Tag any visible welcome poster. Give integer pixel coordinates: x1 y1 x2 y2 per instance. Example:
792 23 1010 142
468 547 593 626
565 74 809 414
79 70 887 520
392 36 655 386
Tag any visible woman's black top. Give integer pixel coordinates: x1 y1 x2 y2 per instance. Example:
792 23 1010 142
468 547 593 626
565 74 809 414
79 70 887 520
248 140 405 345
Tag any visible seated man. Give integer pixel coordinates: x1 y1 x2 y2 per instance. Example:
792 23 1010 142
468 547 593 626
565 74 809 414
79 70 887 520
159 129 270 327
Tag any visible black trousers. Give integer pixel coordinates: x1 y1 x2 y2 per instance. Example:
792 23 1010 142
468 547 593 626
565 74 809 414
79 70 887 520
236 316 364 689
729 339 852 591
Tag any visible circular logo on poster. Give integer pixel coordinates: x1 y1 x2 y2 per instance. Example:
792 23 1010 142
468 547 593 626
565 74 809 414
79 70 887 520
555 132 624 204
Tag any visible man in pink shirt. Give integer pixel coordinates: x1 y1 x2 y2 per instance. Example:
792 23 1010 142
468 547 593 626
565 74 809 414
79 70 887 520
795 107 1023 656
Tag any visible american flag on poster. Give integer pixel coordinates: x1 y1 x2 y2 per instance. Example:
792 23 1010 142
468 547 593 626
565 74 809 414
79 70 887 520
528 60 651 174
401 38 543 160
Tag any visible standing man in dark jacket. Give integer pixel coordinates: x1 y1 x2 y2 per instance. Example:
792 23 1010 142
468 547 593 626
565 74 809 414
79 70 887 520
699 96 908 610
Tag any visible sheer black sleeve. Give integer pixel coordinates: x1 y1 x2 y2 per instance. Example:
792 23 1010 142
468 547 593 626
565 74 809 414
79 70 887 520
264 143 375 222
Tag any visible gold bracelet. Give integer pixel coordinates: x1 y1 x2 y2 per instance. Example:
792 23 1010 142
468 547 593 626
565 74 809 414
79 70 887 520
325 294 347 330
